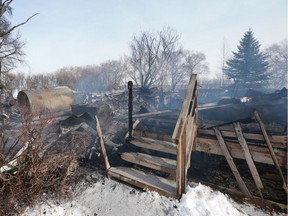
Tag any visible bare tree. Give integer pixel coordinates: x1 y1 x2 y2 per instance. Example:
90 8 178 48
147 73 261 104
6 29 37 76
219 38 230 87
0 0 37 130
128 27 183 90
129 31 161 89
158 27 183 91
54 67 78 89
98 60 125 91
128 27 209 91
265 39 287 89
182 50 208 76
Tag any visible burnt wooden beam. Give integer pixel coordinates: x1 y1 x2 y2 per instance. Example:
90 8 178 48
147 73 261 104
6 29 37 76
214 127 252 198
96 116 110 171
253 110 287 193
206 117 254 129
125 120 140 140
194 137 287 168
198 129 287 148
132 129 172 142
233 122 264 198
141 117 176 128
173 74 197 142
128 81 133 138
176 119 186 198
132 110 174 119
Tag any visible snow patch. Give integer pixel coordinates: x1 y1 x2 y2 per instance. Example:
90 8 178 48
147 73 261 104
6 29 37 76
24 179 285 216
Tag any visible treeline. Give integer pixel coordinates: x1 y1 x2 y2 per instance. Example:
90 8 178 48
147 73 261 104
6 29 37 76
5 27 211 93
3 28 287 95
6 60 126 93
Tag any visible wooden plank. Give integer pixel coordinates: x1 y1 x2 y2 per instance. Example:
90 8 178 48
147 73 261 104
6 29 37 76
272 135 287 143
198 103 234 111
253 110 287 192
95 116 110 171
194 137 287 168
125 119 140 139
137 122 175 134
108 167 177 198
198 129 287 148
133 110 173 119
141 117 177 126
132 130 172 142
233 122 264 193
121 152 176 174
186 123 197 170
172 74 197 141
186 114 196 155
137 119 175 134
127 136 177 155
176 119 185 197
207 117 253 129
214 128 252 198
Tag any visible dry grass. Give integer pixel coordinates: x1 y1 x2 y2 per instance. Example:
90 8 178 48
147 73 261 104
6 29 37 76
0 112 89 215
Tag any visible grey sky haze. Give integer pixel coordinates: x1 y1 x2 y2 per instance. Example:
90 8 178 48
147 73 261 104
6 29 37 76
10 0 287 75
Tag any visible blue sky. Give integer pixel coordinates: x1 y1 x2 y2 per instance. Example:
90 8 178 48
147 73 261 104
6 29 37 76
10 0 287 75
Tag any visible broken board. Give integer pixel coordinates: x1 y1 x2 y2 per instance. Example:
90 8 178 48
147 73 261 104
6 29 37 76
121 152 176 174
108 167 177 198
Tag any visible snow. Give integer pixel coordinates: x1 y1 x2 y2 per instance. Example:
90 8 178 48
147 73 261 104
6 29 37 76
24 178 285 216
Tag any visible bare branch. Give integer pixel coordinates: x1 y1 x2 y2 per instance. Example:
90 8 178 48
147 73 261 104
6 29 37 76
0 13 39 37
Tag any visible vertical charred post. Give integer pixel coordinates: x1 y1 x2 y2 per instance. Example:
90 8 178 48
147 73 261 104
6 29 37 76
128 81 133 138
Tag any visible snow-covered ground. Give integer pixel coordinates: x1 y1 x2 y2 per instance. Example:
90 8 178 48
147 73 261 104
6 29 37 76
24 178 285 216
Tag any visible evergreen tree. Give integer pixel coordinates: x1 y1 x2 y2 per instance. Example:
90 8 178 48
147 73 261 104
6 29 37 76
225 29 269 88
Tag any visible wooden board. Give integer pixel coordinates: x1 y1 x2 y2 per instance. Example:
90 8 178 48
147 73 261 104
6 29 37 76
96 116 110 171
172 75 197 141
253 110 287 192
214 128 252 198
194 137 287 168
132 110 173 119
108 167 177 198
127 136 177 155
132 129 172 142
233 123 264 191
141 118 176 129
121 152 176 174
198 129 287 148
135 123 175 135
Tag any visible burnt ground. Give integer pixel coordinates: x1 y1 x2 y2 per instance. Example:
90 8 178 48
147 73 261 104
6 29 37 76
188 153 287 212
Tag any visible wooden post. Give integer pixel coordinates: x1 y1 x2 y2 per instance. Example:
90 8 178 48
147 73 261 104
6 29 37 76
128 81 133 138
253 110 287 193
176 119 185 198
181 125 187 194
214 127 252 198
95 115 110 171
233 122 264 198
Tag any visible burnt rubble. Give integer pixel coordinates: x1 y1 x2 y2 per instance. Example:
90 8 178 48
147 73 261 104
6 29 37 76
0 83 287 213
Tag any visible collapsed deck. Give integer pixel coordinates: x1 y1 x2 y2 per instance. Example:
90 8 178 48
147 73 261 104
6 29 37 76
99 74 287 200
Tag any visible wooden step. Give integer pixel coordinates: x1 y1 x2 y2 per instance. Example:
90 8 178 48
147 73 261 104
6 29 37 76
136 123 175 135
121 152 176 174
133 129 173 142
127 136 177 155
108 166 177 198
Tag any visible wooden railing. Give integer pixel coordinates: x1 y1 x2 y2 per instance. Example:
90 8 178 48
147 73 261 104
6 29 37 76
172 74 198 198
